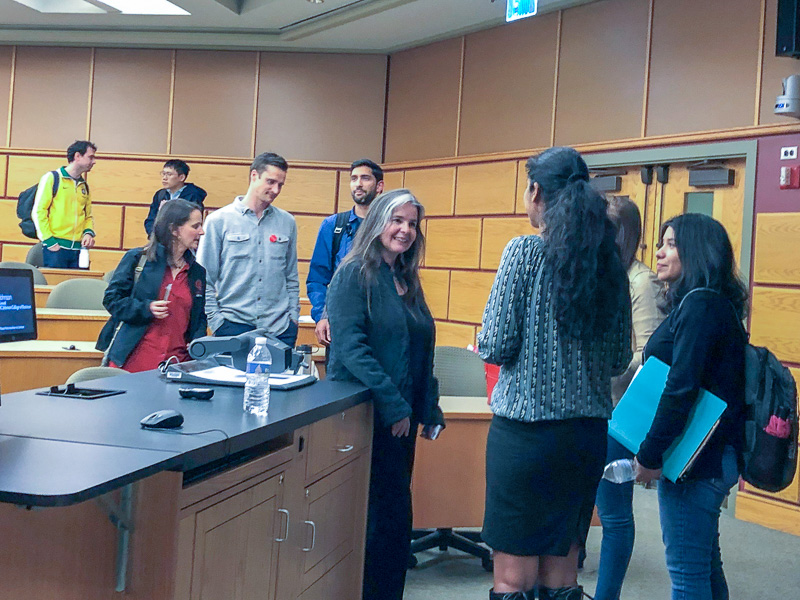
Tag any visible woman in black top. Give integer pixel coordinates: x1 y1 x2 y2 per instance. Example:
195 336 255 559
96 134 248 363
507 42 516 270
635 213 748 600
327 189 445 600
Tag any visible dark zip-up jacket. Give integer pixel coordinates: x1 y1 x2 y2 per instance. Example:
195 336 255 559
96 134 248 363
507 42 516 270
96 244 207 367
144 183 207 235
327 259 444 429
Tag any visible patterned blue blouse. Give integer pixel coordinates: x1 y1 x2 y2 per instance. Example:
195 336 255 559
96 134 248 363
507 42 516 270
478 235 632 423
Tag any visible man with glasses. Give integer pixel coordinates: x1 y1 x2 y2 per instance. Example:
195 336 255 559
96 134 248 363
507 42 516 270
144 159 207 236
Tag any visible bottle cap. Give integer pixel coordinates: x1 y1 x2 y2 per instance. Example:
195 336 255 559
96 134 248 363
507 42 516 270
255 336 267 345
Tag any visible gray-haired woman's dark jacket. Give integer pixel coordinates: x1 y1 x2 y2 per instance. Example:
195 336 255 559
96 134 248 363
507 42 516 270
327 258 444 429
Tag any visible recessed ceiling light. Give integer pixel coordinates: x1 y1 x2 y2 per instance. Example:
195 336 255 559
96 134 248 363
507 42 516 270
11 0 106 13
307 0 324 4
98 0 190 15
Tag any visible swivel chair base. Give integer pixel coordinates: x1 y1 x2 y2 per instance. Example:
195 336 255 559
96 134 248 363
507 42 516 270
409 528 493 572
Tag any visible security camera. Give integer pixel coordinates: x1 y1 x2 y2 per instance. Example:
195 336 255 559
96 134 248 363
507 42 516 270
775 75 800 118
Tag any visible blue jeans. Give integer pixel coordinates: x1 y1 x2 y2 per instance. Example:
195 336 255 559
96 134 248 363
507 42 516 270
43 247 79 268
214 318 298 348
594 436 635 600
658 446 739 600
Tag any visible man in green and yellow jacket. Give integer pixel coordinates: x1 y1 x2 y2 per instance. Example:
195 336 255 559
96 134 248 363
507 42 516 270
33 140 97 269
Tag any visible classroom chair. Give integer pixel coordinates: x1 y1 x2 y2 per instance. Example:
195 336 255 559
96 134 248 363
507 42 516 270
0 261 47 285
66 366 124 384
25 243 43 268
46 278 108 310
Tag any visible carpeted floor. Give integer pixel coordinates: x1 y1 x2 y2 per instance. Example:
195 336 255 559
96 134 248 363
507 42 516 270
404 486 799 599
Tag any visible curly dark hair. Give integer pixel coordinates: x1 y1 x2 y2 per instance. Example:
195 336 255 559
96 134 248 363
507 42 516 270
526 147 628 339
659 213 749 319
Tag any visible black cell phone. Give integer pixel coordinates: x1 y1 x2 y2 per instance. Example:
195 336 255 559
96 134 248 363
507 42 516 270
178 387 214 401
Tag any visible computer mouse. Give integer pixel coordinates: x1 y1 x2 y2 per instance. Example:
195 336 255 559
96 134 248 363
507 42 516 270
140 409 184 429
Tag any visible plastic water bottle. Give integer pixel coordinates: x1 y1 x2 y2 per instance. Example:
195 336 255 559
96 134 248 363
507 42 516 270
602 458 636 483
78 248 90 269
243 337 271 416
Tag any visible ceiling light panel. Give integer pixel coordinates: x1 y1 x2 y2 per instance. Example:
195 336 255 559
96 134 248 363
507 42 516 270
98 0 190 15
11 0 107 13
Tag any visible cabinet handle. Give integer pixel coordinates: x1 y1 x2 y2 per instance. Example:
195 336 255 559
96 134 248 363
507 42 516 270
275 509 290 542
302 520 316 552
336 444 354 453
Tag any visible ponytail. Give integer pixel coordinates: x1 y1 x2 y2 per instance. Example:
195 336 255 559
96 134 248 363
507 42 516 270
526 147 627 339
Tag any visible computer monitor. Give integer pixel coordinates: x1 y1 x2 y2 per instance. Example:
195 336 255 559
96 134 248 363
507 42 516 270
0 267 37 343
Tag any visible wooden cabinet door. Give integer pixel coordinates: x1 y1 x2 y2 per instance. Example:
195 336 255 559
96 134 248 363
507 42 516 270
190 474 284 600
297 553 358 600
299 457 365 592
305 403 371 482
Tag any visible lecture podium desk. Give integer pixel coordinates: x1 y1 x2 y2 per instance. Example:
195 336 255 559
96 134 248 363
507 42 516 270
0 340 102 393
0 370 373 599
39 267 104 285
36 307 109 341
412 396 492 529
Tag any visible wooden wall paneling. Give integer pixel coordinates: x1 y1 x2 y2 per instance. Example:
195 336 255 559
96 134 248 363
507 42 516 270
6 155 65 196
88 249 124 274
0 155 6 196
0 243 29 262
123 206 151 249
448 270 496 324
10 47 92 150
735 493 800 536
279 169 337 216
749 287 800 363
0 47 11 145
257 53 386 163
383 171 404 191
384 38 463 162
91 204 122 249
297 260 309 294
753 213 800 285
515 160 528 214
455 162 517 215
88 159 161 206
90 49 172 155
435 321 477 348
189 162 248 209
458 13 559 155
419 268 450 319
759 0 799 125
646 0 762 136
425 218 482 269
403 167 455 216
0 199 28 244
294 215 325 262
171 51 257 158
554 0 649 146
337 171 350 214
480 217 537 270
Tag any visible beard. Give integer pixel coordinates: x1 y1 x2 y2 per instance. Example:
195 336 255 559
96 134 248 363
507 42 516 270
352 188 378 206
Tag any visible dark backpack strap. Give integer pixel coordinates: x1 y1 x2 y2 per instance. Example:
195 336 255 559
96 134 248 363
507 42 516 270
329 210 352 272
50 170 59 196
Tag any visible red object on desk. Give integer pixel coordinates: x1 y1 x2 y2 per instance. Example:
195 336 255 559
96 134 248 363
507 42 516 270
485 363 500 405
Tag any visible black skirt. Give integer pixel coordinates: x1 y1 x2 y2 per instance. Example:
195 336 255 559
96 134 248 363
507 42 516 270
482 414 607 557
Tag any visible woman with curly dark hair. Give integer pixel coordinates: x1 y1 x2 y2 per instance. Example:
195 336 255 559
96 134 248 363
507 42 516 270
479 147 632 600
634 213 748 600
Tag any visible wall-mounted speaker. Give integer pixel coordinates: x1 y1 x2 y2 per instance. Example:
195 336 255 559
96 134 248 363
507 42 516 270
777 0 800 58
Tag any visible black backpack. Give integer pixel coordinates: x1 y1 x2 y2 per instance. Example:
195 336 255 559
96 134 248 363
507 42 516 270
679 288 798 492
17 170 59 239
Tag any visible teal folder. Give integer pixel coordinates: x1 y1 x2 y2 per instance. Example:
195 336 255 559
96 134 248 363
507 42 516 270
609 357 727 482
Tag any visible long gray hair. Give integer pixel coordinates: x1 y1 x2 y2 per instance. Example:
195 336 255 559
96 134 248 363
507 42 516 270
340 188 426 306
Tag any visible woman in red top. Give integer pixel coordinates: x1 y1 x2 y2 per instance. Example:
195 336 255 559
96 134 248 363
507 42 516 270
97 199 207 372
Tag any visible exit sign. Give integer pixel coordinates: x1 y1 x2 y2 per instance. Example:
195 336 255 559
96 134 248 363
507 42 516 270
507 0 538 22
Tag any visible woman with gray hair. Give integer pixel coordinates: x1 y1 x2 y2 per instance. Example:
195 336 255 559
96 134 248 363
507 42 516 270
327 189 445 600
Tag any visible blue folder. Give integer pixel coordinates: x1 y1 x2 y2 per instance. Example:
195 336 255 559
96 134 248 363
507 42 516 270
609 357 727 482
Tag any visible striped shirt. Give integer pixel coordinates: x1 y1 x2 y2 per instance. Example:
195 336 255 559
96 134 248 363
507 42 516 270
478 235 632 422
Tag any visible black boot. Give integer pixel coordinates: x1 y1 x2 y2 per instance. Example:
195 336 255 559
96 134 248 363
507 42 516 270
489 588 537 600
538 585 586 600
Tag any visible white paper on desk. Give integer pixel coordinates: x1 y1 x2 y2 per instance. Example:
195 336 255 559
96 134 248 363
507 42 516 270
298 315 314 324
188 365 315 386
